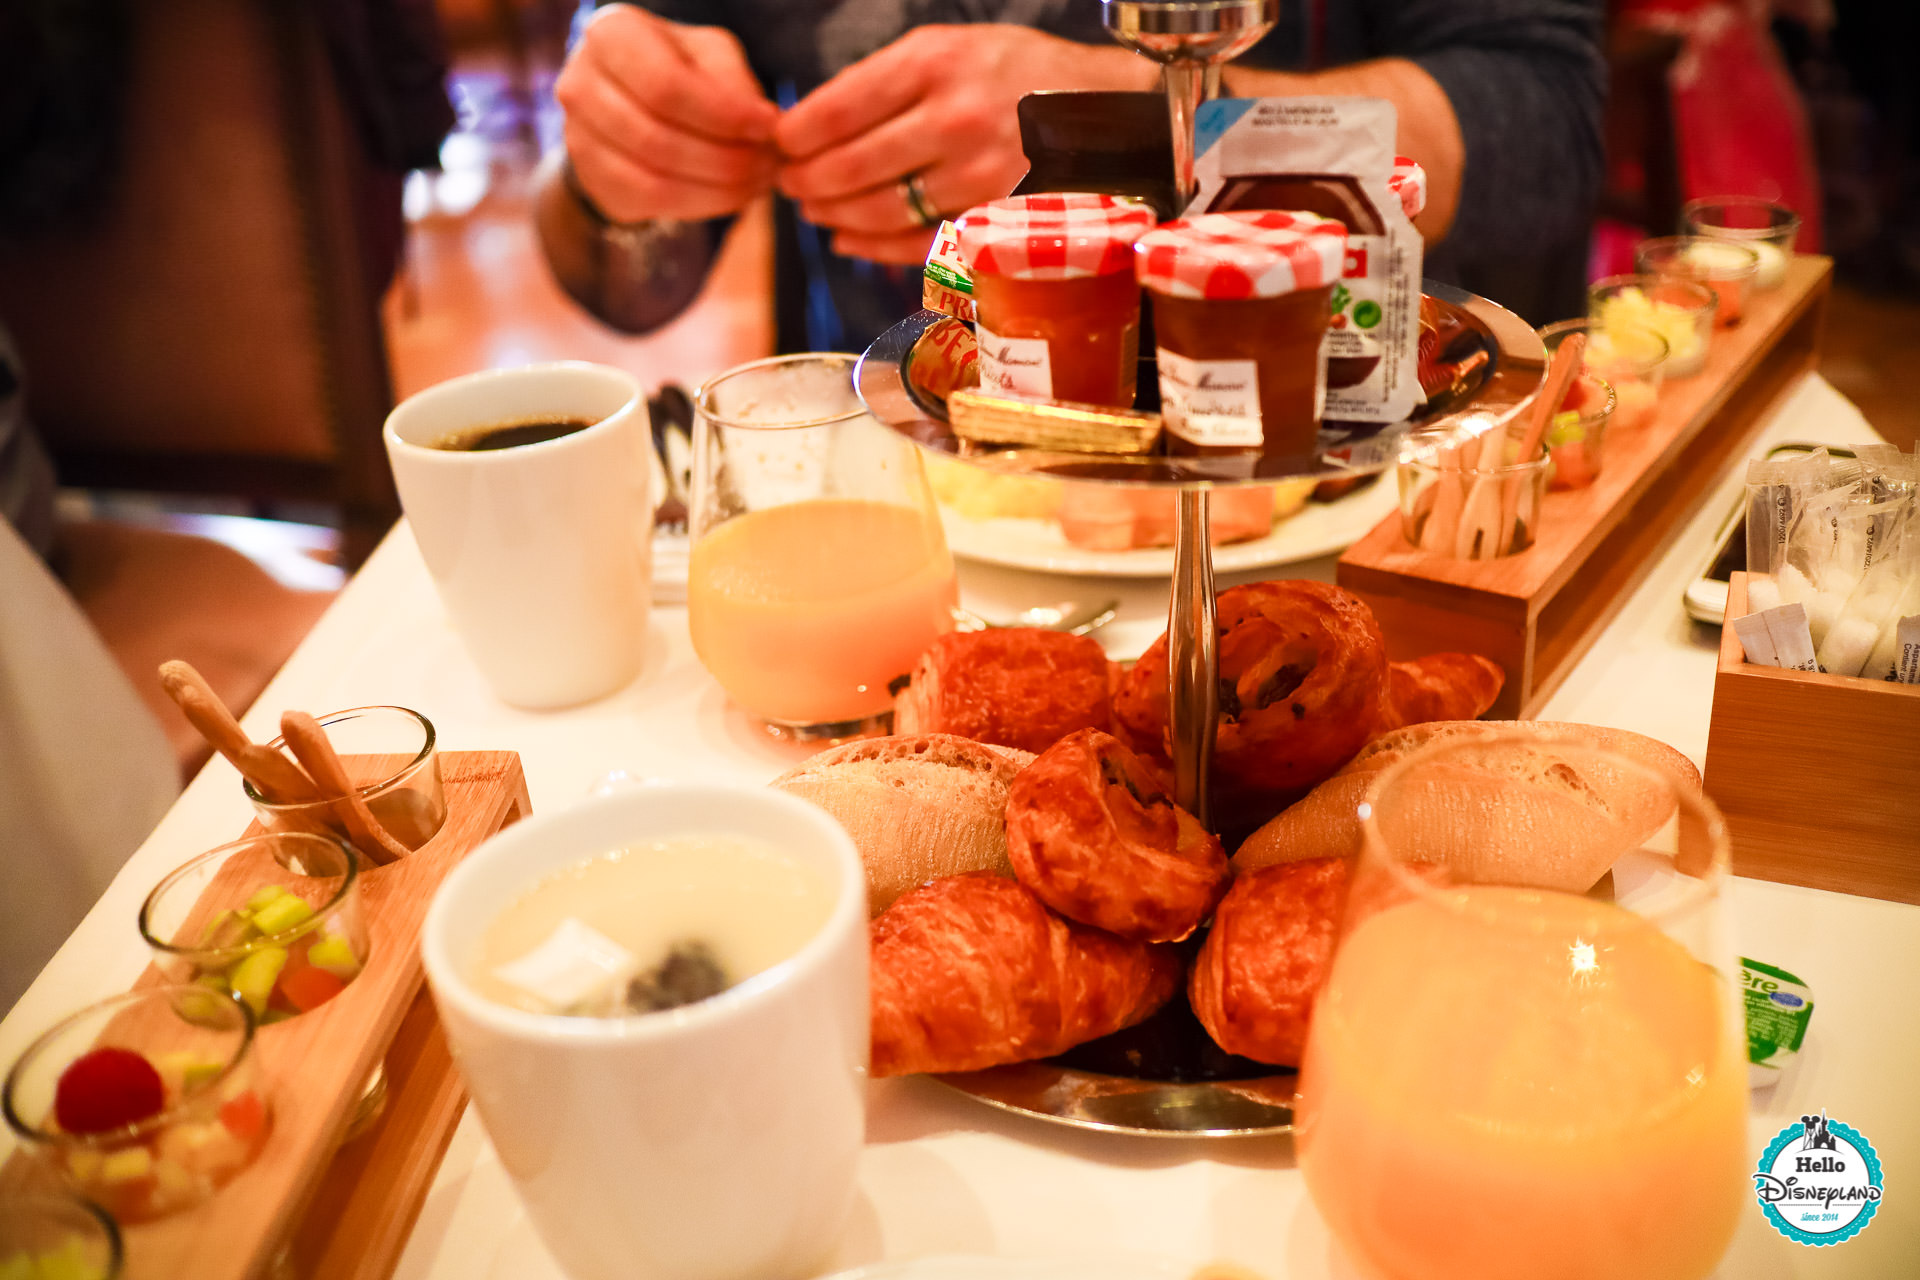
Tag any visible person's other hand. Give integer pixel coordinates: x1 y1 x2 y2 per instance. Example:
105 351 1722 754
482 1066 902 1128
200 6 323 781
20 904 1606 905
775 25 1153 264
556 5 780 223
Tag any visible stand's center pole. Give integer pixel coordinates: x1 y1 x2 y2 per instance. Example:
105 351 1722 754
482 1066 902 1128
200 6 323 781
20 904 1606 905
1163 61 1203 204
1101 0 1280 209
1169 487 1218 828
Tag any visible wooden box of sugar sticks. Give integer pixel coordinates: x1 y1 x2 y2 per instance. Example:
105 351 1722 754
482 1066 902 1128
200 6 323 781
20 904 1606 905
1337 255 1834 719
1704 573 1920 905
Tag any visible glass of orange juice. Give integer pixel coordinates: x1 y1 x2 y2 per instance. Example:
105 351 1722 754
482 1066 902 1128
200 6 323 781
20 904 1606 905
1296 732 1746 1280
688 352 958 739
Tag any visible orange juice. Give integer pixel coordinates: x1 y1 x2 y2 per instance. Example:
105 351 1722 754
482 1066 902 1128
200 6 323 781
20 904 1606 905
688 498 957 727
1296 886 1746 1280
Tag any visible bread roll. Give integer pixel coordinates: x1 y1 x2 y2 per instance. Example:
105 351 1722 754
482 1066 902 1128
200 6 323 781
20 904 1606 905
770 734 1033 915
1233 720 1702 892
870 873 1181 1077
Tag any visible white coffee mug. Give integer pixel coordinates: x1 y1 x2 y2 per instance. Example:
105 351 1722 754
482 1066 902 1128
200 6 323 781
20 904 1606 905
384 363 651 708
421 783 869 1280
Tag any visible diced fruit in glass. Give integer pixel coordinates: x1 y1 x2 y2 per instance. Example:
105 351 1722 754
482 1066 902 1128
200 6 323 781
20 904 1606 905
218 1091 268 1144
1547 411 1587 447
54 1046 165 1134
154 1051 223 1097
152 1154 198 1204
228 947 288 1017
244 884 290 913
249 892 315 937
198 909 252 950
98 1147 154 1183
306 932 362 980
279 965 347 1013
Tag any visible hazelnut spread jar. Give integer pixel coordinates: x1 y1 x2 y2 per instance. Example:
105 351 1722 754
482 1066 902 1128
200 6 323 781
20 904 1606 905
1190 98 1425 424
1133 210 1347 461
954 193 1155 408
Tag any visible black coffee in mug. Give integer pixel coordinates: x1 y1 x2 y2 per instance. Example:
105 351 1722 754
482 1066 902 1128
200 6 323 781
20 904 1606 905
431 417 596 452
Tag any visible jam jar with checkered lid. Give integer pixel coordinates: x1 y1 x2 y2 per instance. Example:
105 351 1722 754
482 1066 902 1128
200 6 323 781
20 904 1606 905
1134 210 1348 462
954 193 1156 408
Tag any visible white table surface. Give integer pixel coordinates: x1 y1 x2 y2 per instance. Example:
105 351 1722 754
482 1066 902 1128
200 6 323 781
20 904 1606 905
4 373 1915 1279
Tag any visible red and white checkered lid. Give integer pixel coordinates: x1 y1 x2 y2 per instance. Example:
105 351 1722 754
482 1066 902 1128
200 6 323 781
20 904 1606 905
1133 211 1347 300
1390 157 1427 220
954 193 1156 281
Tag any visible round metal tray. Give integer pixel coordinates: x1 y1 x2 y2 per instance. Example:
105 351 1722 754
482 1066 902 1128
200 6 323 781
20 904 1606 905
935 1062 1298 1138
859 284 1544 1137
854 281 1545 487
931 985 1298 1138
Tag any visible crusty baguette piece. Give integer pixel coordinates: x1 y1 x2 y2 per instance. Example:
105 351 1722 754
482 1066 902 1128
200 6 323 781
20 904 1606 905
1233 720 1702 892
770 733 1034 915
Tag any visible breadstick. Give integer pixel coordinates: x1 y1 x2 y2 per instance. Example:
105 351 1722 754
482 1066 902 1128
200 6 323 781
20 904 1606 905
280 712 412 864
158 661 320 803
1498 334 1586 548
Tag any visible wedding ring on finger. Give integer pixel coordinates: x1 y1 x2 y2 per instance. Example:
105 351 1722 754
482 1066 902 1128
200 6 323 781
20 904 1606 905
900 173 939 230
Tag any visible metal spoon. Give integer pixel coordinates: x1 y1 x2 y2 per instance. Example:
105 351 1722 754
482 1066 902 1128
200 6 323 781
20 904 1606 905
952 599 1121 637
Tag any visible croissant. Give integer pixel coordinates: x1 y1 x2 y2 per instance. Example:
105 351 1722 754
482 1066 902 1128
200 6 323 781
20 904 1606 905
1113 581 1388 818
894 627 1112 756
1189 857 1350 1067
1377 653 1505 733
1005 729 1227 942
869 873 1181 1077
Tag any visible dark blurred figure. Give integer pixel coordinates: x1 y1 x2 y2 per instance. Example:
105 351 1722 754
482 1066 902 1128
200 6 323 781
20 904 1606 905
0 0 125 557
0 0 452 560
1775 0 1920 293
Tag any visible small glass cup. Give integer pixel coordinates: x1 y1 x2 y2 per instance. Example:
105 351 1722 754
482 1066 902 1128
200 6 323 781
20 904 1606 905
0 1194 123 1280
4 987 271 1224
1635 236 1759 328
140 831 369 1024
1536 372 1614 492
689 353 958 740
1397 426 1553 559
244 705 446 854
1682 197 1801 289
1538 317 1665 432
1589 275 1716 379
1297 732 1744 1280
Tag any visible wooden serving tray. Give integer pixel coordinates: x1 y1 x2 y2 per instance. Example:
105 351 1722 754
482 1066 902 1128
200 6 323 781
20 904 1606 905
1704 574 1920 904
1 750 529 1280
1337 256 1834 717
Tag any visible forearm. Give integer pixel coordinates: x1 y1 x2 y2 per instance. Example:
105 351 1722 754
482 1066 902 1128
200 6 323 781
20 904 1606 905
1224 59 1465 240
532 151 730 335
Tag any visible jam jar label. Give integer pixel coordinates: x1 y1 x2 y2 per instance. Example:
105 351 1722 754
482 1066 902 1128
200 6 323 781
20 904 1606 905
974 325 1053 399
1157 350 1263 447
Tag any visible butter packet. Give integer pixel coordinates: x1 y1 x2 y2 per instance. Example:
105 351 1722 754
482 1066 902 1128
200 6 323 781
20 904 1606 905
1742 957 1814 1087
922 220 976 322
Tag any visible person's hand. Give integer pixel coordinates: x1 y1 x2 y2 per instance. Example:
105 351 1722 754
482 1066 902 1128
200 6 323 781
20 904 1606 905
555 5 780 223
775 25 1154 264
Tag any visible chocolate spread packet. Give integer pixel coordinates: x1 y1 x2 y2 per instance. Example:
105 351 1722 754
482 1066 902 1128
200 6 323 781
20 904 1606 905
1189 97 1423 424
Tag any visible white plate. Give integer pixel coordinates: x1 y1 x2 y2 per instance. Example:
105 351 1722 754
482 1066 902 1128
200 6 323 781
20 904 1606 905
937 477 1397 578
825 1257 1188 1280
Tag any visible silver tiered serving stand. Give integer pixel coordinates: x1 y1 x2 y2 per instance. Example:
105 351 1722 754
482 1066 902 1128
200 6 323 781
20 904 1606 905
853 12 1548 1134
